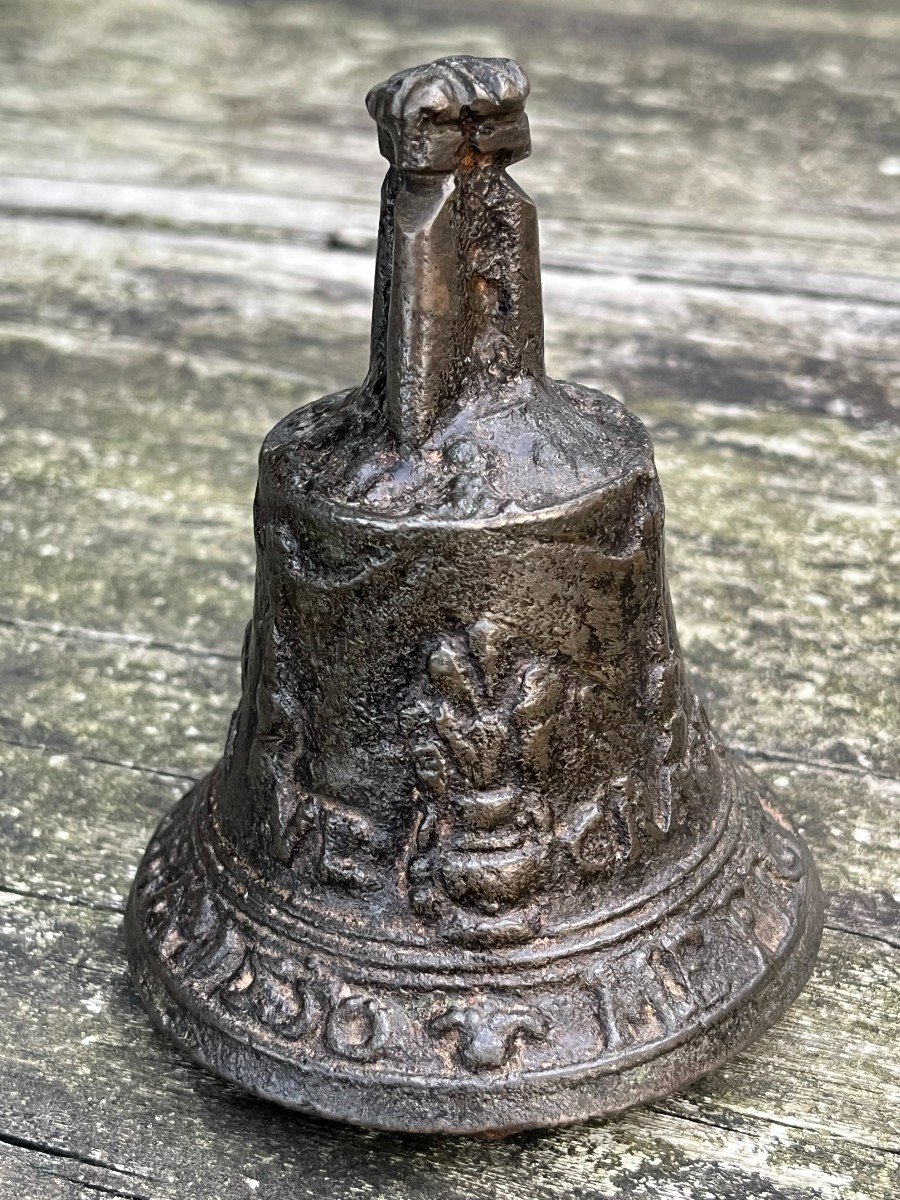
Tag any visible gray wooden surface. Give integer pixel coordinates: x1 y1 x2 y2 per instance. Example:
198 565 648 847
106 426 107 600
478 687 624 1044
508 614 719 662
1 0 898 1197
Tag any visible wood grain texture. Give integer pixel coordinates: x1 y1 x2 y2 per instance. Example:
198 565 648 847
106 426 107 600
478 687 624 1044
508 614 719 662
0 0 898 1195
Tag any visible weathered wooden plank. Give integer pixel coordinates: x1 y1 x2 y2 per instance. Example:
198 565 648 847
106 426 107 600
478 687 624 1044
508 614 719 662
3 175 900 300
1 0 898 244
0 193 895 778
0 890 896 1200
0 629 236 778
1 201 897 766
2 200 898 421
2 0 898 1192
0 744 186 913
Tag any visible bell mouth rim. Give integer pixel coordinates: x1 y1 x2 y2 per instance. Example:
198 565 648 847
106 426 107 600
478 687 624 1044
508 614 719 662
125 768 823 1133
125 852 823 1134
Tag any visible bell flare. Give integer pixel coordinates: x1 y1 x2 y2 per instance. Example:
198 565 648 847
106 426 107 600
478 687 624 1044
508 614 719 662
126 752 822 1134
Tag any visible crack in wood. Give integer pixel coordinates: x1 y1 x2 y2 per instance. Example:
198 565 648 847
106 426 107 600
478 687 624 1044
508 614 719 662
75 1182 151 1200
0 735 199 785
823 921 900 953
648 1102 900 1160
0 615 240 666
729 742 900 785
0 882 124 917
3 200 897 310
0 1130 157 1186
825 890 900 950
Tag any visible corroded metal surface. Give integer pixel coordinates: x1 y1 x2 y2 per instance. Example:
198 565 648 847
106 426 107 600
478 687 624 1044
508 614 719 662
125 55 823 1135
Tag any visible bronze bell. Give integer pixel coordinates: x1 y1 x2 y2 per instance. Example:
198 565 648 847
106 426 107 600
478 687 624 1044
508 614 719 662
126 55 823 1135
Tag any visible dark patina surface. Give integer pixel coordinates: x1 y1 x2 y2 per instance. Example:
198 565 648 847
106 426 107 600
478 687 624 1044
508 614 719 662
125 55 823 1135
